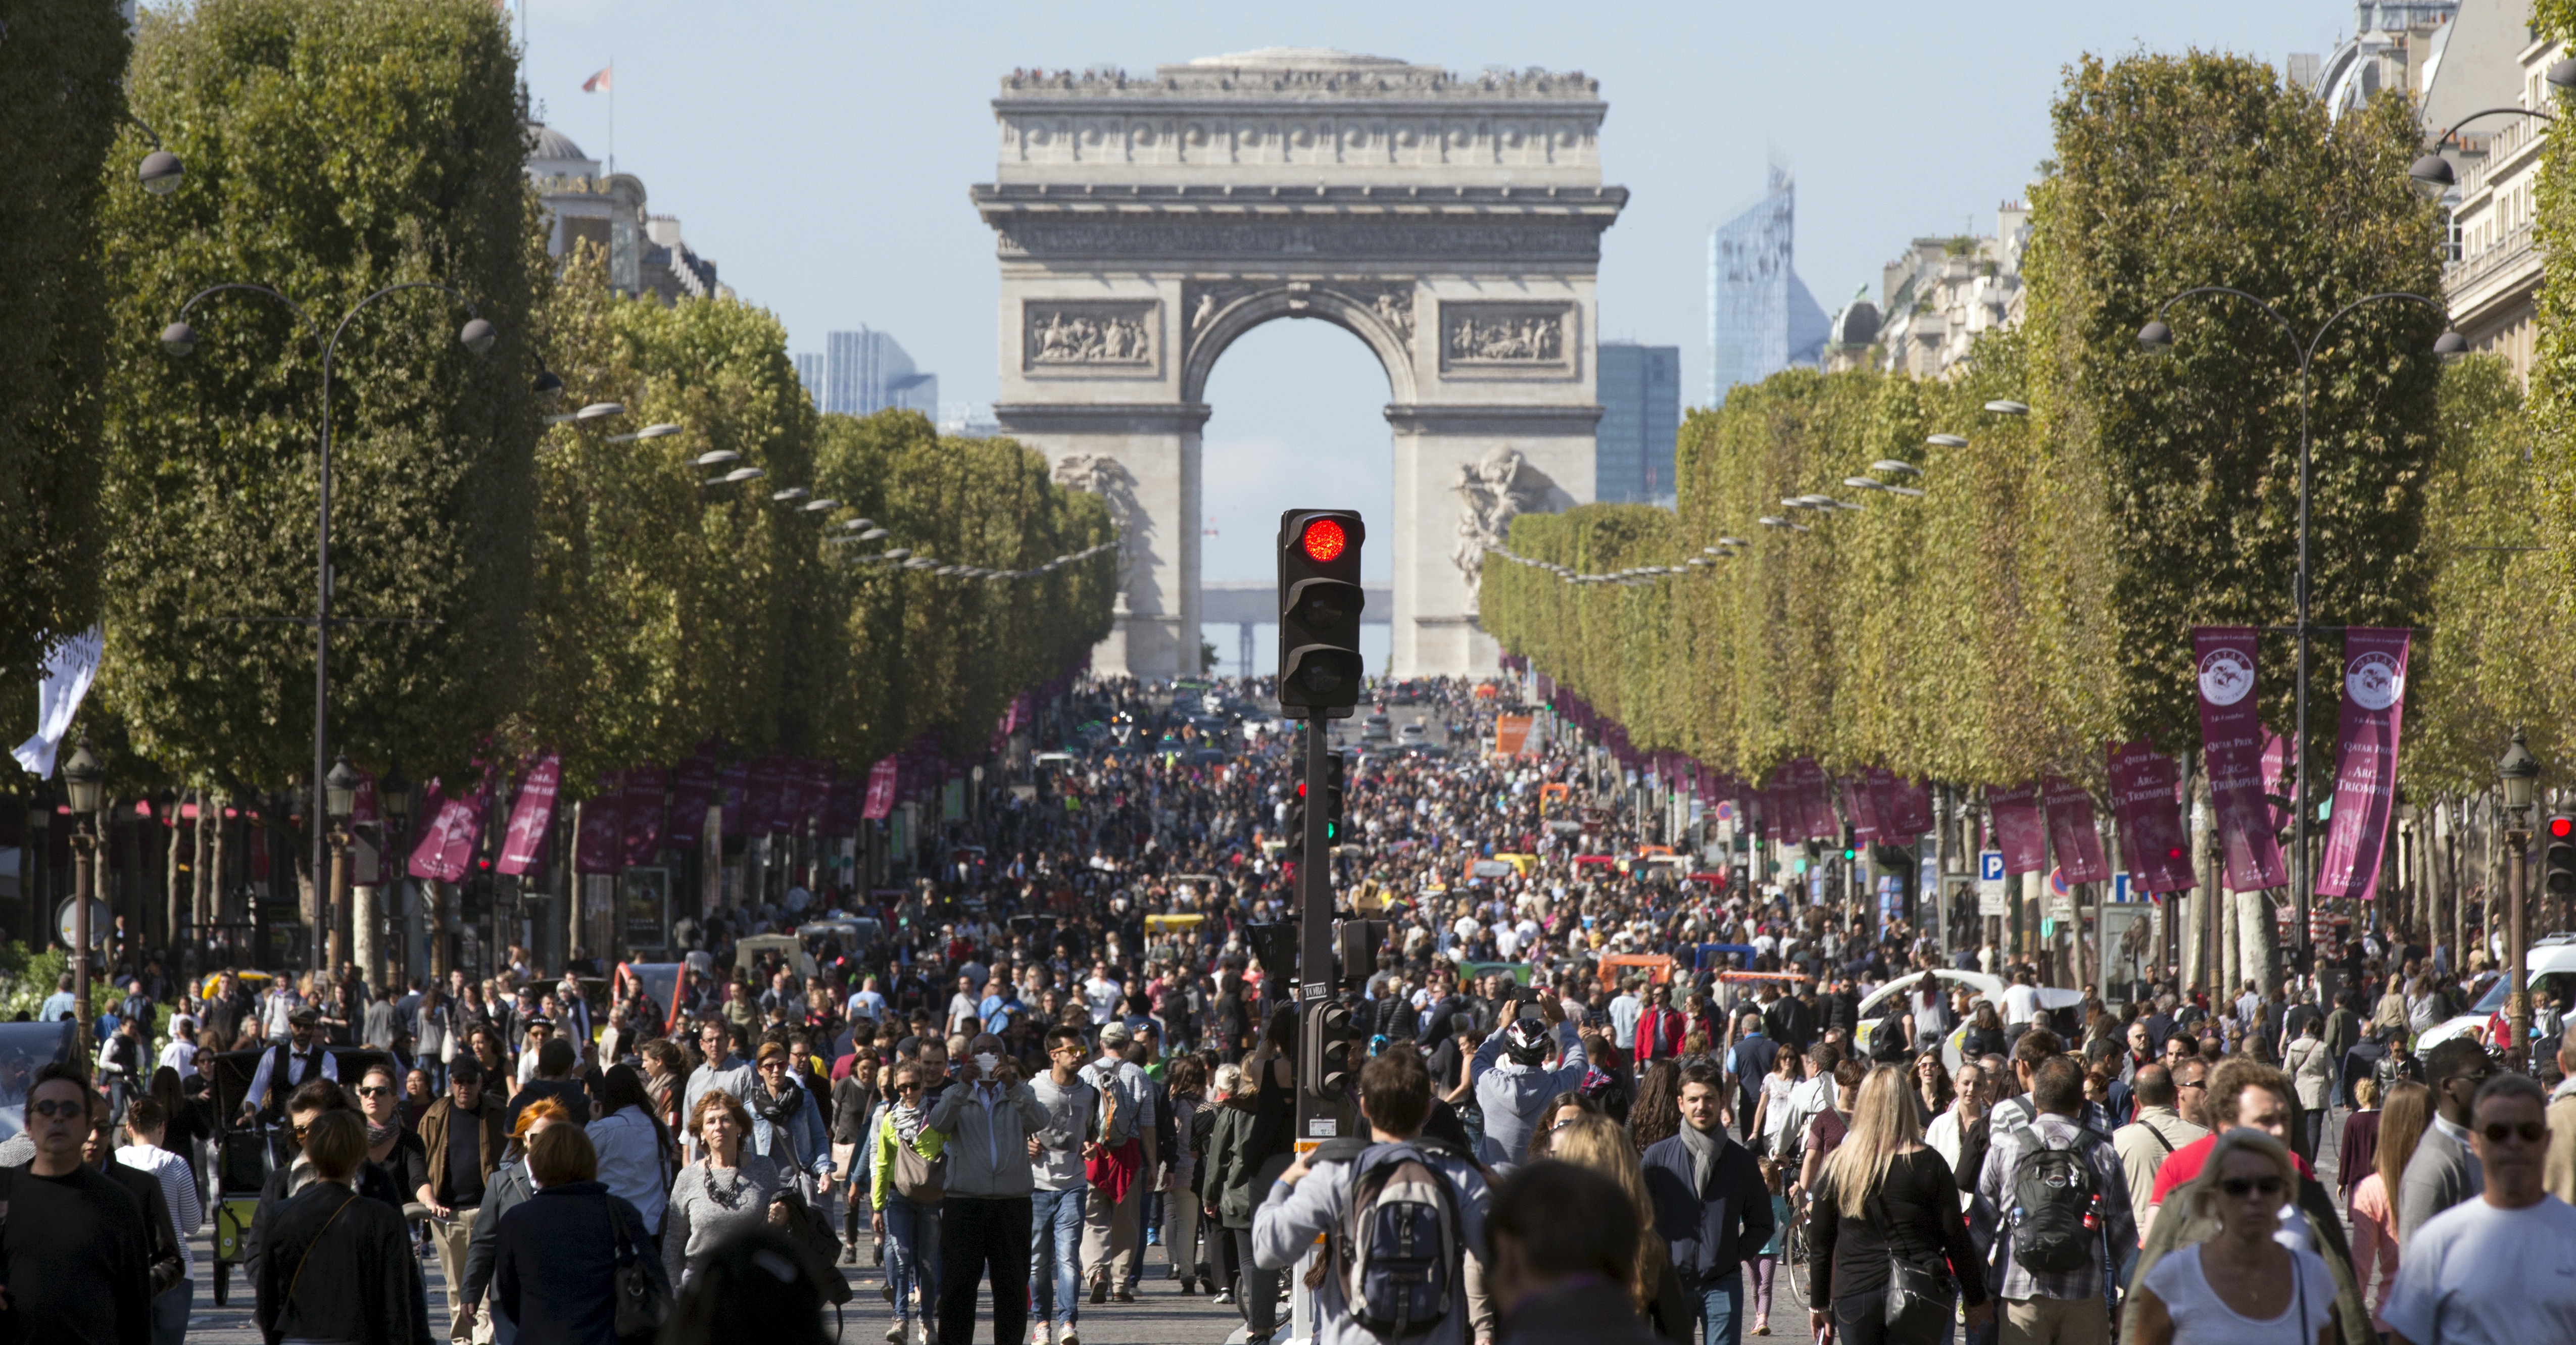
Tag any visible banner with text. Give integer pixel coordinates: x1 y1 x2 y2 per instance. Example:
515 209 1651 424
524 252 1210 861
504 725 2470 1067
2316 627 2411 901
1989 783 2046 876
2043 773 2110 884
2194 626 2288 891
495 753 561 876
2108 740 2197 893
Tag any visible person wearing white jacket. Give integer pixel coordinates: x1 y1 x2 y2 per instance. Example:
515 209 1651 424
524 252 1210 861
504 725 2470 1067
121 1098 203 1345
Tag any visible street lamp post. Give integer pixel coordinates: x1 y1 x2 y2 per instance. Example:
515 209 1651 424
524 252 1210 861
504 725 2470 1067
61 735 105 1029
379 760 411 988
2499 727 2539 1060
324 752 359 974
2138 288 2462 976
161 283 499 973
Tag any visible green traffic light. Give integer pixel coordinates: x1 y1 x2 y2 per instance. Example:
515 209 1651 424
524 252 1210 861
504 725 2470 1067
1843 849 1856 860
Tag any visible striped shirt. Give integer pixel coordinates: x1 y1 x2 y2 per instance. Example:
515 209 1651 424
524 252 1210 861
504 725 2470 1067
118 1141 202 1284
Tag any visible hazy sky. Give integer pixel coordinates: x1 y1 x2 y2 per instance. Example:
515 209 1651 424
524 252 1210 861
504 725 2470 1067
514 1 2355 589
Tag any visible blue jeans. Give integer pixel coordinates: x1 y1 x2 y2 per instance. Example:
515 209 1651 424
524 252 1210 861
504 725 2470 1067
884 1192 941 1323
151 1280 190 1345
1030 1187 1086 1329
1697 1272 1745 1345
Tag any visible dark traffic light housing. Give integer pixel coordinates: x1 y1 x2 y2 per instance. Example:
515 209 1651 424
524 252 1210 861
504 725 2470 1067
1293 752 1348 842
1277 510 1366 715
2547 814 2576 907
1301 998 1356 1103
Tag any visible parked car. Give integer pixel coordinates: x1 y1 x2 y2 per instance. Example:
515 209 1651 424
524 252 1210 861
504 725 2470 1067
1362 714 1392 740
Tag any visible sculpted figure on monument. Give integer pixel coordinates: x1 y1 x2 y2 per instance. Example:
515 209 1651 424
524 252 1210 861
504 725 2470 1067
1051 453 1143 590
1450 447 1552 604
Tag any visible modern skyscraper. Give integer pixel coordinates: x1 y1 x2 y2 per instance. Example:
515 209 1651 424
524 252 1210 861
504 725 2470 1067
819 328 939 417
1595 341 1680 505
1706 166 1829 405
793 352 823 411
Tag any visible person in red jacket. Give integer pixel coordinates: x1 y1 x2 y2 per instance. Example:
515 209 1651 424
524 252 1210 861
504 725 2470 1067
1635 983 1687 1062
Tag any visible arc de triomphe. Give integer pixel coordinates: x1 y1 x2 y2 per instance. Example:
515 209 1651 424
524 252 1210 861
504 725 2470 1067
973 48 1626 679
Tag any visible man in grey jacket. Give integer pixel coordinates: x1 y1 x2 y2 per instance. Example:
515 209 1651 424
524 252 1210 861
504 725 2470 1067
1469 991 1588 1168
925 1032 1050 1345
2399 1036 2494 1242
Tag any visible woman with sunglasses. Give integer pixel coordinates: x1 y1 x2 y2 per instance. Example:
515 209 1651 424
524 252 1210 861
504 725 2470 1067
2132 1129 2335 1344
355 1063 428 1215
870 1062 945 1345
749 1040 836 1200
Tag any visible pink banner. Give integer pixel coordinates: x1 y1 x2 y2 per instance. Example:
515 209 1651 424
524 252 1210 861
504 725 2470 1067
665 757 715 849
862 758 899 820
2261 732 2295 834
2194 626 2287 891
620 767 668 866
746 757 786 835
495 753 561 876
2316 628 2411 901
1841 776 1880 844
2043 773 2110 884
1989 784 2047 875
407 777 488 882
717 761 748 834
823 770 863 836
1791 758 1834 840
1865 767 1910 844
574 772 624 876
2108 740 2197 894
351 768 380 827
1893 776 1934 841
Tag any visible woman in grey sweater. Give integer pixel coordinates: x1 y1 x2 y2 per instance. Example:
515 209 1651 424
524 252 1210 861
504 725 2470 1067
663 1087 785 1288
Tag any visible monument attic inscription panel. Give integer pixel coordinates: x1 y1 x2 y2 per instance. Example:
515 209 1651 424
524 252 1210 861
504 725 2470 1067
976 48 1623 678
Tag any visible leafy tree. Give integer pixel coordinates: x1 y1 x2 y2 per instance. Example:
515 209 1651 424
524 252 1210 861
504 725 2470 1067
93 0 544 795
0 0 126 687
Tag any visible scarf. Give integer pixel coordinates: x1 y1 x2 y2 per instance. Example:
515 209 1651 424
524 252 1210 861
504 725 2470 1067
753 1081 804 1126
366 1121 401 1151
1676 1118 1720 1194
890 1100 926 1148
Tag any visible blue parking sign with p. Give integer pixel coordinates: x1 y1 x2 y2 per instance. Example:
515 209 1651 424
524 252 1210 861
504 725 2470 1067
1978 851 2005 883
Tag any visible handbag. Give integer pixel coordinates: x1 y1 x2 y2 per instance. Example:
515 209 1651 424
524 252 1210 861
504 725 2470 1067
609 1195 672 1339
1870 1188 1955 1345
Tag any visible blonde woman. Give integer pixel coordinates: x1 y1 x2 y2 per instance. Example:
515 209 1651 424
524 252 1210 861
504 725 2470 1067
1806 1065 1990 1344
2347 1080 2427 1335
1550 1113 1690 1341
2132 1128 2335 1344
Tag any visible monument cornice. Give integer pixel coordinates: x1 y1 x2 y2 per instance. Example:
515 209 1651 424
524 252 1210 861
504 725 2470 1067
974 181 1626 217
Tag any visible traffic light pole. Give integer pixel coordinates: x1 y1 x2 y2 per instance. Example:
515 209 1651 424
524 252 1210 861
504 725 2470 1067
1297 712 1342 1141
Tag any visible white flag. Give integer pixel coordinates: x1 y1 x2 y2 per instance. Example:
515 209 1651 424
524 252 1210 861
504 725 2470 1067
11 626 104 778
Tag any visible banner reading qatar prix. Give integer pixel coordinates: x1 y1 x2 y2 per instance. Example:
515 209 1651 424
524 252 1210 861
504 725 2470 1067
2043 773 2111 884
1988 784 2047 875
2316 627 2411 902
861 757 899 820
2194 626 2287 891
2107 740 2197 893
495 753 562 876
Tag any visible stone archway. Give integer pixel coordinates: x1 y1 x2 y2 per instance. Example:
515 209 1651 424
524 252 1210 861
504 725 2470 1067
975 48 1624 678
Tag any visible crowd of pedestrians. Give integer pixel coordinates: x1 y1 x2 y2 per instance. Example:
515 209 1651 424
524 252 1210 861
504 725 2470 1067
9 673 2576 1345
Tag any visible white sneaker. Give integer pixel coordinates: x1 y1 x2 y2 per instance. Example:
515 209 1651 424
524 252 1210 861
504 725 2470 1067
1058 1331 1079 1345
914 1325 933 1345
886 1321 906 1344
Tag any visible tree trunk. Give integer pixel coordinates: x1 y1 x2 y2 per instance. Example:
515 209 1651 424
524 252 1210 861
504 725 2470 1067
2239 890 2279 997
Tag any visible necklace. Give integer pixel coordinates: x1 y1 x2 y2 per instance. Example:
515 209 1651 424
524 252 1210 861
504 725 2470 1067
700 1161 753 1211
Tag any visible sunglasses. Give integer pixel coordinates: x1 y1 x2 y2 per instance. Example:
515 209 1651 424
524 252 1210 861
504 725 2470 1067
356 1086 394 1099
30 1099 86 1120
2219 1176 2284 1199
896 1082 924 1092
2176 1078 2208 1090
2483 1121 2547 1145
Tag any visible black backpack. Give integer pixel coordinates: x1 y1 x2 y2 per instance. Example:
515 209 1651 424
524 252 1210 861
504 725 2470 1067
2005 1123 2100 1275
1329 1141 1463 1340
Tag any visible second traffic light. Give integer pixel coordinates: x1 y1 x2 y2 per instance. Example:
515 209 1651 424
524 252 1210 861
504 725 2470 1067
1293 752 1347 842
1300 998 1356 1102
2547 814 2576 908
1278 510 1367 714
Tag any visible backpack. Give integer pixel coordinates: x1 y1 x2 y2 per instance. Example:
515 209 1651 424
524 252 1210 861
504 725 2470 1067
2005 1123 2100 1276
1331 1142 1463 1340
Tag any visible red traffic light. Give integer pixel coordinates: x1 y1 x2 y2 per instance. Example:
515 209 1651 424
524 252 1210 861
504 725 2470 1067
2552 815 2573 840
1300 517 1347 563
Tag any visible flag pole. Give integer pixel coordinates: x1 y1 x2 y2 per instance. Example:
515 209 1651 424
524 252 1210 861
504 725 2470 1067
608 57 615 176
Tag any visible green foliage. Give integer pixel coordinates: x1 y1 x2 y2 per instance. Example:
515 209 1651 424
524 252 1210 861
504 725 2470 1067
94 0 544 793
1487 52 2447 797
2530 0 2576 765
0 0 126 686
0 948 71 1023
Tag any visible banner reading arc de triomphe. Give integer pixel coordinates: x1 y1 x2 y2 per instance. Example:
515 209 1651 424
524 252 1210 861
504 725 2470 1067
972 48 1626 679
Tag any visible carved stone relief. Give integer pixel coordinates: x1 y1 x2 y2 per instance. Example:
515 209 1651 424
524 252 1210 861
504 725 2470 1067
995 218 1606 262
1050 453 1144 594
1024 301 1159 372
1438 301 1575 375
1180 279 1414 365
1450 447 1570 610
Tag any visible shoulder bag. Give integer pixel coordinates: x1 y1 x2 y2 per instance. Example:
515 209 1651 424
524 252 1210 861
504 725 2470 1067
610 1194 672 1339
1870 1173 1955 1345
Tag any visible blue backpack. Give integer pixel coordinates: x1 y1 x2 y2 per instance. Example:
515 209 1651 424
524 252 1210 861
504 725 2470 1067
1332 1142 1463 1340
